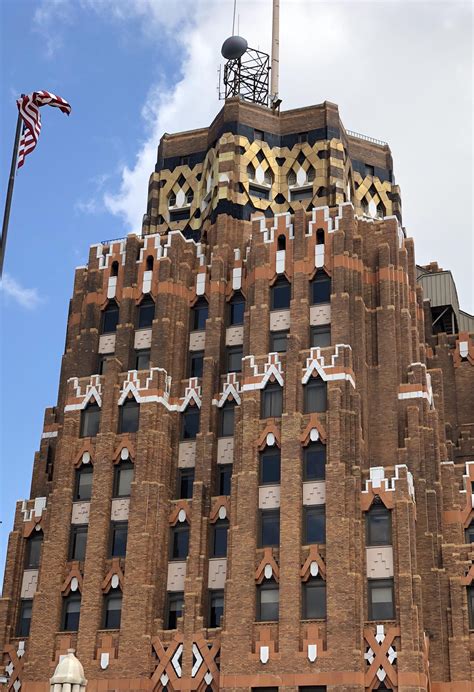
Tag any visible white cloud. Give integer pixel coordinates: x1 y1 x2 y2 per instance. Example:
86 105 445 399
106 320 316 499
0 275 43 310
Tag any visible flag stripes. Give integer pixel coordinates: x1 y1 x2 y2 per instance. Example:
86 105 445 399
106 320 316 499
16 91 71 169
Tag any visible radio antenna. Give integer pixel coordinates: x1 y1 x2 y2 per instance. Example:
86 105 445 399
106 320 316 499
232 0 237 35
270 0 280 103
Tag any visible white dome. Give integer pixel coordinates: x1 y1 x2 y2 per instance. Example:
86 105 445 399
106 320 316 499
50 651 87 686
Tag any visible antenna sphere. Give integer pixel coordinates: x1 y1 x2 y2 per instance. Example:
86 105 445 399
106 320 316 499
221 35 248 60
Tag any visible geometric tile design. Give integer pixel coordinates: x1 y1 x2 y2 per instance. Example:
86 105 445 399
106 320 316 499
366 546 394 579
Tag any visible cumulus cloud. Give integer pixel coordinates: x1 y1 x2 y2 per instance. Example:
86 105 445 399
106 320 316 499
0 275 43 310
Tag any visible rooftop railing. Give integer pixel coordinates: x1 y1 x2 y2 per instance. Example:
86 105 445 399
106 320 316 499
345 129 388 147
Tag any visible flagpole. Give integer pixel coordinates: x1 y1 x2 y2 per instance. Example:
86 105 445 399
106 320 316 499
0 99 23 278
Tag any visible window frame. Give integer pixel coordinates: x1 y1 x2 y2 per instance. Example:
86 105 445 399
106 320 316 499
310 325 331 348
181 407 200 440
259 509 280 548
80 403 101 438
270 277 291 311
366 504 392 546
137 296 155 329
304 506 326 545
17 599 33 637
210 519 229 558
310 272 331 305
218 464 232 496
101 301 119 334
270 330 288 353
229 293 245 326
226 345 243 373
191 298 209 331
259 448 281 485
303 443 326 481
109 521 128 558
74 464 93 502
69 524 88 562
103 588 122 630
135 349 151 371
113 460 134 498
118 398 140 434
208 589 224 628
219 402 235 438
166 591 184 629
302 577 327 620
177 467 195 499
188 350 204 378
24 532 43 569
61 592 81 632
261 382 283 419
368 578 395 621
170 522 190 560
304 377 327 414
256 579 279 622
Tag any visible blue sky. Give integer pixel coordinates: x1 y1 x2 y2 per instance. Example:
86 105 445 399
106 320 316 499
0 0 472 584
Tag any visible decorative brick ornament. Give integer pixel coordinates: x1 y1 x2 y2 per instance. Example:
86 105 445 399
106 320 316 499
364 624 400 690
151 634 220 690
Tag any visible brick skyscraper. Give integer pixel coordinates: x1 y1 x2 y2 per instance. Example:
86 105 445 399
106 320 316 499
1 92 473 692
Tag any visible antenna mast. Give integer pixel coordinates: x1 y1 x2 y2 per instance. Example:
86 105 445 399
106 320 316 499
270 0 280 104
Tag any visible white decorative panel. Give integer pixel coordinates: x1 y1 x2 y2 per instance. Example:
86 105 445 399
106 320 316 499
189 331 206 351
366 546 394 578
98 334 116 354
309 304 331 326
270 309 290 332
71 501 90 524
225 326 244 346
276 249 286 274
167 562 186 591
196 273 206 296
178 441 196 468
111 498 130 521
21 570 38 598
232 267 242 290
142 269 153 294
258 485 281 509
107 276 117 299
315 244 325 268
217 437 234 465
208 558 227 589
134 328 152 349
302 481 326 506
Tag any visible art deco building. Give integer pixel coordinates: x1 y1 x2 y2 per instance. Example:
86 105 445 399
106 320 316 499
1 71 474 692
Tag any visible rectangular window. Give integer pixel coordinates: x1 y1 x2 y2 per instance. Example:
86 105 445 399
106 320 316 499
110 521 128 558
80 404 100 438
181 408 200 440
113 462 134 498
261 385 283 418
74 466 93 501
366 506 392 546
138 301 155 329
25 534 42 569
299 688 327 692
311 274 331 305
249 184 270 200
192 301 208 331
270 330 288 353
468 586 474 629
365 163 375 177
170 524 190 560
368 578 395 620
219 404 235 437
208 589 224 628
257 582 279 621
103 590 122 629
466 522 474 544
189 351 204 378
178 468 194 499
17 599 33 637
69 525 88 561
135 349 150 370
226 346 243 373
304 379 327 413
166 592 184 629
98 355 108 375
170 208 190 222
305 506 326 544
303 444 326 481
229 296 245 325
260 509 280 547
291 186 313 201
62 594 81 632
271 280 291 310
310 325 331 348
211 520 228 558
218 464 232 496
303 579 326 619
260 448 281 485
118 400 140 434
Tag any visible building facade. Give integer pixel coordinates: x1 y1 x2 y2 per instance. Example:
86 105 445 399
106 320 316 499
1 97 473 691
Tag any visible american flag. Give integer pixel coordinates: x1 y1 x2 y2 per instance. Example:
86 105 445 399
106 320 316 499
16 91 72 169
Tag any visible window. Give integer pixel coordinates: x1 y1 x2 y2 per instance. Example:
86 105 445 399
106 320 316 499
310 325 331 348
368 578 394 620
303 443 326 481
74 464 93 501
468 586 474 629
103 589 122 629
186 189 194 205
365 163 375 177
17 599 33 637
211 519 228 558
170 523 190 560
137 296 155 329
166 592 184 629
218 464 232 496
191 298 208 331
291 187 313 201
169 191 177 207
261 383 283 418
304 378 327 413
178 468 194 499
62 593 81 631
181 407 200 440
80 403 100 438
98 355 108 375
366 505 392 546
101 301 119 334
249 183 270 200
208 589 224 628
110 521 128 558
316 228 324 245
257 580 279 621
260 448 281 485
113 461 134 498
135 349 150 370
111 261 119 277
304 506 326 544
219 402 235 437
298 687 326 692
303 578 326 619
229 292 245 325
25 532 43 569
260 509 280 547
226 346 243 373
254 129 264 141
69 525 88 561
118 399 140 434
271 277 291 310
277 234 286 251
189 351 204 378
311 271 331 304
270 330 288 353
146 255 154 271
466 521 474 544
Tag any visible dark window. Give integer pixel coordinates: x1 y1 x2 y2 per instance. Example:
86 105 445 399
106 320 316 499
181 407 200 440
365 163 375 176
219 402 235 437
25 532 43 569
189 351 204 378
249 184 270 200
316 228 325 245
135 349 150 370
208 589 224 628
304 378 327 413
298 687 326 692
303 578 326 619
254 129 264 141
17 599 33 637
303 443 326 481
192 299 208 331
466 521 474 544
310 325 331 348
101 301 119 334
261 383 283 418
260 448 281 485
291 187 313 201
111 261 119 278
177 468 194 499
270 330 288 353
311 272 331 305
110 521 128 558
103 589 122 629
257 580 279 621
170 208 190 222
305 506 326 544
260 509 280 547
218 464 232 496
137 296 155 329
468 586 474 629
74 465 93 501
80 403 101 438
62 593 81 631
119 399 140 434
271 277 291 310
366 505 392 546
170 523 189 560
277 234 286 251
98 355 108 375
368 578 395 620
166 592 184 629
113 461 134 498
226 346 243 373
146 255 154 271
229 293 245 325
69 525 88 561
211 520 228 558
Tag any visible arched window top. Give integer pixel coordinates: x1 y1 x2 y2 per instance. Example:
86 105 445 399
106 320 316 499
316 228 325 245
277 234 286 251
111 261 119 277
101 300 119 334
146 255 154 271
